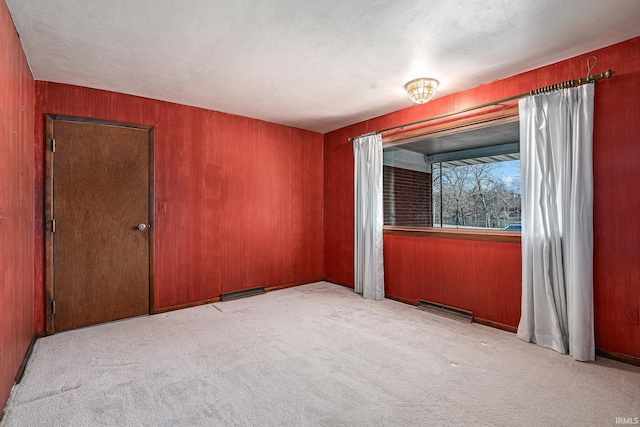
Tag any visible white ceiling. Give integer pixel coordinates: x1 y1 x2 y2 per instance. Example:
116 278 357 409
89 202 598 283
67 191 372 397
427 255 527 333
6 0 640 133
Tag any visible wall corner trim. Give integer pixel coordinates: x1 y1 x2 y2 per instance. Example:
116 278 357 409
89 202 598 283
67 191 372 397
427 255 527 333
15 332 43 384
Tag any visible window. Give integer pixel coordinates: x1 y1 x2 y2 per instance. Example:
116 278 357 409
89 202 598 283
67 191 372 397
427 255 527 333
383 117 521 231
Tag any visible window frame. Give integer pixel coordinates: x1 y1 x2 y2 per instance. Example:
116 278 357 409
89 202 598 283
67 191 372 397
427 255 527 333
382 109 521 242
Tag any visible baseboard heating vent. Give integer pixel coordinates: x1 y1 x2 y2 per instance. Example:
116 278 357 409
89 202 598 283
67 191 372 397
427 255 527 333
418 300 473 323
221 287 266 302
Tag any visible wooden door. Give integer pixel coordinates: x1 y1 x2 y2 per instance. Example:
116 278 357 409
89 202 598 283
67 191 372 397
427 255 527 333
49 119 151 332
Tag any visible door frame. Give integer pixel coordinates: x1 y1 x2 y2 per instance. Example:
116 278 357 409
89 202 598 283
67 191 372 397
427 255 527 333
44 115 156 335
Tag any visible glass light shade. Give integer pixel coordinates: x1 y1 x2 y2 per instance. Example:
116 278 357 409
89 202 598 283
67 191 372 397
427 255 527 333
405 78 439 104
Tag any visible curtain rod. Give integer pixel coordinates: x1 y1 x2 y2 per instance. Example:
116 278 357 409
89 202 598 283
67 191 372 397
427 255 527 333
348 69 614 142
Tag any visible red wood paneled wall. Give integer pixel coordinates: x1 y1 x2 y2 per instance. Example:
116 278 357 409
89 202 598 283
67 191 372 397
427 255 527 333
384 235 522 326
324 37 640 358
0 0 35 411
33 83 325 330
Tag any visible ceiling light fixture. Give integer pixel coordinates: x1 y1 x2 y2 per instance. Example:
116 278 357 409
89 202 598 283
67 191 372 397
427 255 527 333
405 78 439 104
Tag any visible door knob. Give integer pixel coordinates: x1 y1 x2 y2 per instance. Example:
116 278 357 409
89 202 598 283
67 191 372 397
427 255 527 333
137 223 147 231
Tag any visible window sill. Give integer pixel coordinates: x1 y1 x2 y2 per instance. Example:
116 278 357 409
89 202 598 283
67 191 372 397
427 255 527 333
383 226 521 243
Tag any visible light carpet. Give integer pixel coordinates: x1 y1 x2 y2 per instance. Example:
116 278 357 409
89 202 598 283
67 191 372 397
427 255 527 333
2 282 639 426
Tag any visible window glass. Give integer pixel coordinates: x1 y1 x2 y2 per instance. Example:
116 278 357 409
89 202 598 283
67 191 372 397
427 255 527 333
431 159 521 229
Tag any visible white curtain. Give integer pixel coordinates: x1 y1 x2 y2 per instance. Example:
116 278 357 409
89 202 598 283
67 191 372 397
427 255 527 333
353 134 384 300
517 84 595 361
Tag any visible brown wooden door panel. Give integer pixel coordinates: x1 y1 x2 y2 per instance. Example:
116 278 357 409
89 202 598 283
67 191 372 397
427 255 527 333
53 120 150 332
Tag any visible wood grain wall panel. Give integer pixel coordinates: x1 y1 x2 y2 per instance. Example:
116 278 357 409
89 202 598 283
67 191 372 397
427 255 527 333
591 39 640 358
0 0 35 411
323 130 357 286
324 36 640 358
385 235 521 325
33 82 324 327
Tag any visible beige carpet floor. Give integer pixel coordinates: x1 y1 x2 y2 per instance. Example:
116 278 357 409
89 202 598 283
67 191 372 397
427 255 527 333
2 281 639 426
